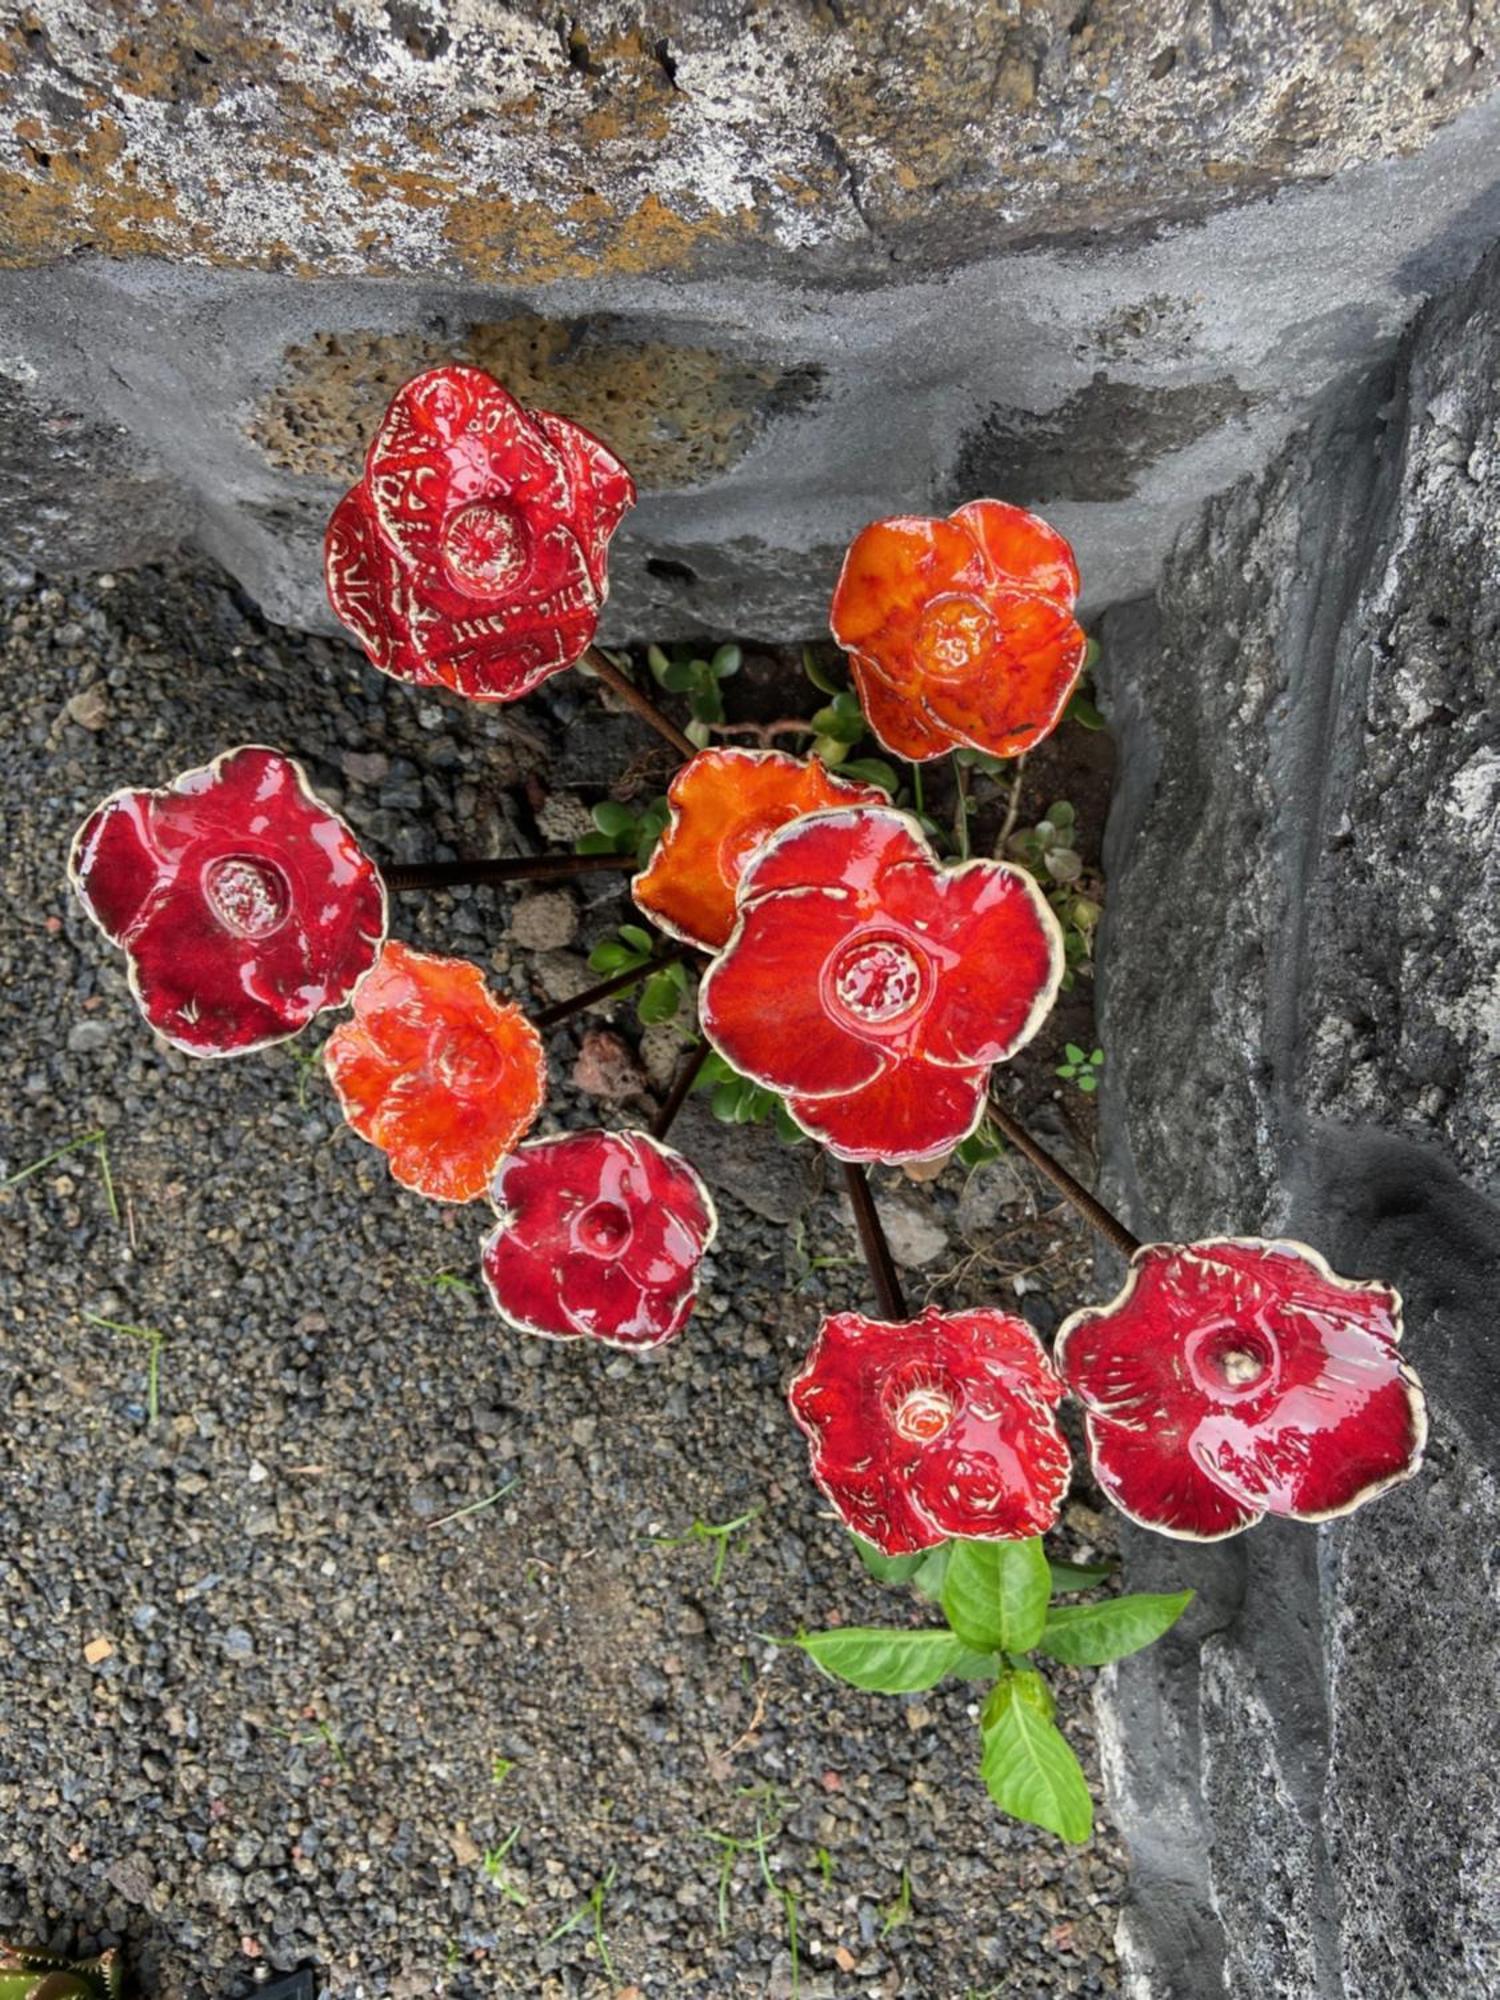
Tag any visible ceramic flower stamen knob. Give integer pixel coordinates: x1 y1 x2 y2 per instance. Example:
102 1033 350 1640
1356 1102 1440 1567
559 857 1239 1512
1056 1237 1427 1539
830 499 1087 763
68 745 387 1057
482 1129 718 1349
325 364 636 702
790 1306 1071 1555
632 747 887 952
324 941 546 1203
699 804 1063 1162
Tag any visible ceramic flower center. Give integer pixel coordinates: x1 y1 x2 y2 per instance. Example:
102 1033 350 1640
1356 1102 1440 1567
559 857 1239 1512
885 1375 960 1444
912 593 997 681
432 1022 504 1096
718 808 794 885
826 932 931 1030
441 500 531 594
576 1199 634 1256
1187 1324 1276 1399
201 854 292 939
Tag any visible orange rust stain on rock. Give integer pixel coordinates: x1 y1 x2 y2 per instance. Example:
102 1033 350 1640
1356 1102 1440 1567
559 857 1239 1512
442 189 756 285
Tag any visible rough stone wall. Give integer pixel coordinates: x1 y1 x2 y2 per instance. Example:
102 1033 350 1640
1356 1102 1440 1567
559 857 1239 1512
8 4 1500 640
1095 242 1500 2000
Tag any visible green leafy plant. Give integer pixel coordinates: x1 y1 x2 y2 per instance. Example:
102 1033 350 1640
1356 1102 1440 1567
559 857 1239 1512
545 1864 617 1977
1056 1043 1104 1093
481 1826 527 1906
574 795 672 865
82 1311 165 1424
693 1049 806 1143
2 1128 118 1222
1005 800 1103 987
648 641 743 748
649 1504 762 1586
790 1535 1191 1841
587 921 692 1025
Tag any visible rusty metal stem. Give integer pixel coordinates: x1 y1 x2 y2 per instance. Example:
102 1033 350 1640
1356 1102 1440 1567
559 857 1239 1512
986 1099 1142 1258
534 947 690 1031
841 1161 908 1321
383 852 635 892
583 646 698 759
650 1039 714 1142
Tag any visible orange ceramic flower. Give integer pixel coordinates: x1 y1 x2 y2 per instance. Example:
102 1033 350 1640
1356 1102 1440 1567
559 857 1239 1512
632 748 887 951
829 499 1087 763
324 941 545 1203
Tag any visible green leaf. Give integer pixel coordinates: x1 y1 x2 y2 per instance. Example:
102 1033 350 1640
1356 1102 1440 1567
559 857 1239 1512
1066 692 1106 731
1091 1049 1104 1064
694 1051 738 1089
811 734 848 764
839 756 899 794
660 658 699 693
979 1670 1093 1842
1047 800 1076 829
618 924 654 954
810 702 865 744
771 1098 807 1145
589 941 636 973
647 643 674 685
711 644 743 678
592 800 636 838
1078 1074 1097 1093
850 1535 929 1586
574 830 619 856
796 1626 994 1694
689 682 725 724
711 1081 744 1123
686 718 714 750
802 646 844 696
1048 1559 1118 1594
941 1537 1050 1653
910 1541 952 1602
637 971 682 1025
1037 1590 1193 1667
1064 1043 1086 1064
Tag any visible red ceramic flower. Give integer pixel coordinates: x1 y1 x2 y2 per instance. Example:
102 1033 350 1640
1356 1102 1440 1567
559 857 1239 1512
324 941 546 1203
790 1306 1070 1554
632 748 887 952
699 805 1062 1162
68 745 386 1057
482 1129 718 1349
1056 1238 1427 1541
325 365 636 703
829 499 1087 763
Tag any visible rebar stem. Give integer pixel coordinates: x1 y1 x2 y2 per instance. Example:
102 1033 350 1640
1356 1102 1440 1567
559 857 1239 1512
986 1099 1142 1258
841 1161 908 1321
583 646 698 759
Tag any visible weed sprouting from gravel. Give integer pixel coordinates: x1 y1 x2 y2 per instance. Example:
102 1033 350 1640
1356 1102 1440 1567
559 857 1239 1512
82 1310 164 1423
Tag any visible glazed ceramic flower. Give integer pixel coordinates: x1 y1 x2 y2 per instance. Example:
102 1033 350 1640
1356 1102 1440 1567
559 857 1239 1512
632 748 887 951
790 1306 1070 1555
482 1129 718 1349
68 745 386 1057
1056 1238 1427 1541
830 499 1087 763
325 364 636 702
699 805 1062 1162
323 941 545 1203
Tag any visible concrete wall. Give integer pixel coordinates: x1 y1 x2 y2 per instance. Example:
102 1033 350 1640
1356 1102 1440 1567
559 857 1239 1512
7 3 1500 642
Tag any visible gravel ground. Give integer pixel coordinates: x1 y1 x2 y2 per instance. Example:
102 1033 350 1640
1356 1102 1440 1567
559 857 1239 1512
0 561 1126 1999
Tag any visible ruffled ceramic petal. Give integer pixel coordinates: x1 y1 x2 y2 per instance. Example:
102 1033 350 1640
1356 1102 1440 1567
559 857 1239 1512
734 803 929 909
1057 1237 1425 1539
557 1253 695 1349
324 941 545 1202
879 855 1063 1069
849 657 959 762
952 498 1081 606
787 1058 988 1164
534 409 638 594
325 490 445 688
789 1306 1071 1556
699 887 888 1100
69 746 387 1058
632 749 886 951
915 589 1087 760
482 1222 585 1341
829 514 977 652
1083 1414 1264 1541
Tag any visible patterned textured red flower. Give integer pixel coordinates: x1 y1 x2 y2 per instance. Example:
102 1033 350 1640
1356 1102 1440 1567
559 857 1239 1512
790 1306 1070 1555
325 365 636 703
482 1129 718 1349
699 805 1062 1162
829 499 1087 763
324 941 546 1204
68 745 386 1057
1056 1237 1427 1541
